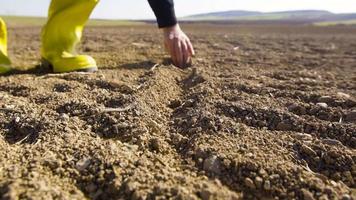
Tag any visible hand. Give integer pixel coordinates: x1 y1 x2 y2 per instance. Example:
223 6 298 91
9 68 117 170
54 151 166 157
162 24 195 68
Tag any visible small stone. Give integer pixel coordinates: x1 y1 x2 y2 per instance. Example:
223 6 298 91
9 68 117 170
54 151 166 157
276 122 292 131
328 150 340 158
200 188 213 200
203 155 221 175
245 152 253 158
337 92 350 99
124 181 138 194
342 171 353 182
287 103 299 111
116 122 130 130
316 103 328 108
269 174 280 182
147 119 161 133
149 138 163 152
318 96 333 103
59 113 70 120
214 179 222 187
169 99 182 109
321 139 342 146
319 194 329 200
4 104 15 109
341 194 351 200
85 183 97 193
76 158 91 171
244 177 255 189
263 180 271 190
14 116 21 123
300 144 317 157
345 110 356 122
331 172 341 181
255 176 263 188
258 168 267 176
287 103 306 115
293 133 313 140
301 189 315 200
131 190 146 200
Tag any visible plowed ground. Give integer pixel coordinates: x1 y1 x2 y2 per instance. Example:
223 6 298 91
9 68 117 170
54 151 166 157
0 24 355 200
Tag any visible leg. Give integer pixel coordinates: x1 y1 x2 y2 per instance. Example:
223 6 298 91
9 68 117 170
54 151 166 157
0 18 12 75
41 0 99 73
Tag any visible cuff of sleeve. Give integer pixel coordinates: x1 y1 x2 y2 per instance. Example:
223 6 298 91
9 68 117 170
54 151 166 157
157 7 178 28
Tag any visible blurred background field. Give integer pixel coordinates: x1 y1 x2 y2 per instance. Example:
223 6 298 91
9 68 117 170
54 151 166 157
2 9 356 27
0 15 144 27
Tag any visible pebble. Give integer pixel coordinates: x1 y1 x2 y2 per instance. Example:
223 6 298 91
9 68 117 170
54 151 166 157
169 99 182 108
244 177 255 189
301 189 315 200
316 102 328 108
293 133 313 140
287 103 306 115
131 190 145 200
59 113 70 120
328 150 340 158
200 188 213 200
75 158 91 171
345 110 356 122
269 174 280 180
255 176 263 188
276 122 292 131
300 144 317 157
14 116 21 123
331 172 341 180
318 96 333 103
203 155 221 175
287 103 299 111
85 183 97 193
337 92 350 99
149 138 163 152
341 194 351 200
245 152 254 158
263 180 271 190
124 181 138 194
258 168 267 176
321 139 342 146
148 119 161 133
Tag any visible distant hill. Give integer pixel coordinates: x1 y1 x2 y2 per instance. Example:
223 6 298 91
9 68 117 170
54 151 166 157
184 10 356 25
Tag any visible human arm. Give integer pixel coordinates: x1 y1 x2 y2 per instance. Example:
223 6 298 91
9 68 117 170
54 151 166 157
147 0 195 67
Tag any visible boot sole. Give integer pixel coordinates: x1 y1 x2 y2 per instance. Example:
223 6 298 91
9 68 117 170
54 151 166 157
41 58 98 73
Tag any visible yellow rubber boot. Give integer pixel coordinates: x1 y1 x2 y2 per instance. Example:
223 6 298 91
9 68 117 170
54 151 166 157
0 18 12 75
41 0 99 73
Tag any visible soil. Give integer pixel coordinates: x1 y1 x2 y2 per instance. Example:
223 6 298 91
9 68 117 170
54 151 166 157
0 24 355 200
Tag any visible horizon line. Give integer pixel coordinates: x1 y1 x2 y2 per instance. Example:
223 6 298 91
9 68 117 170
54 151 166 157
1 9 356 20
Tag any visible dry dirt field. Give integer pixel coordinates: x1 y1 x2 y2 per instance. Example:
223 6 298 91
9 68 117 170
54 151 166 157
0 23 355 200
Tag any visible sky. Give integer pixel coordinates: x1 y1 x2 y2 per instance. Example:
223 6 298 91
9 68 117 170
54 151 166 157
0 0 355 20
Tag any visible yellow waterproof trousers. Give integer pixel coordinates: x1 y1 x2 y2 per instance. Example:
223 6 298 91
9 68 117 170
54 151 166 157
0 0 99 75
0 18 11 74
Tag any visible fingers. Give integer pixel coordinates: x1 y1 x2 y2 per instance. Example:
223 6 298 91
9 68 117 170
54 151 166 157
187 39 195 56
175 39 184 67
181 41 189 66
171 38 178 66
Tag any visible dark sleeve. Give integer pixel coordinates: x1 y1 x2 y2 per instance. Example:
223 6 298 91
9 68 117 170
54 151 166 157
148 0 177 28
